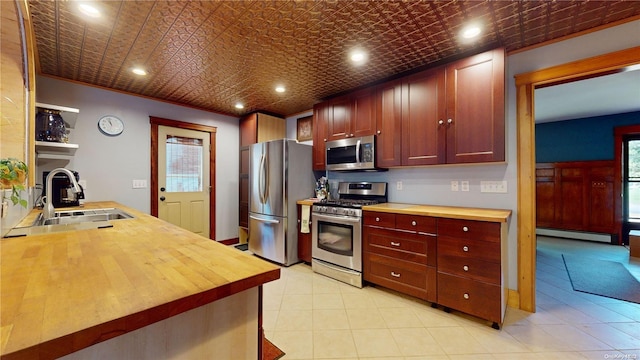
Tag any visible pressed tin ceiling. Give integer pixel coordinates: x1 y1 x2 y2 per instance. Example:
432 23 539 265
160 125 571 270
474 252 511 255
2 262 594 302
28 1 640 118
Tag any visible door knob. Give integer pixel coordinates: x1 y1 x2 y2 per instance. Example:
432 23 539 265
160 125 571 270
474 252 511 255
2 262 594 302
160 187 166 192
160 196 166 201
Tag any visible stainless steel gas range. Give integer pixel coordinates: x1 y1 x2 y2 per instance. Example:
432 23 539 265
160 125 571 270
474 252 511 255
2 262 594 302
311 182 387 287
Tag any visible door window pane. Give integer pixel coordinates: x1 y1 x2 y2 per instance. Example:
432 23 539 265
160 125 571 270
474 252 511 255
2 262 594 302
165 135 203 192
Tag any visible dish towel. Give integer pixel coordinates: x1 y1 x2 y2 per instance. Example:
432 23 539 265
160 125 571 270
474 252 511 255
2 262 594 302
301 205 311 233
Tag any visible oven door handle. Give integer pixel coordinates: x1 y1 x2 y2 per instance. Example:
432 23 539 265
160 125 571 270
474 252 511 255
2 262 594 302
250 215 280 224
312 212 361 224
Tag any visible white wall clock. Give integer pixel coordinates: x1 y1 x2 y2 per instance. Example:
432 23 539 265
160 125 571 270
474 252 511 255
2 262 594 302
98 115 124 136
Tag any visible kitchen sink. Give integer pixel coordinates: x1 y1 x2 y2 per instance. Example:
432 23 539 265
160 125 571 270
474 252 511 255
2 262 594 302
4 208 135 238
32 208 134 226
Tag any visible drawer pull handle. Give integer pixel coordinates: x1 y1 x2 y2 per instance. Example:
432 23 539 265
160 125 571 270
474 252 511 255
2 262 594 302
391 271 401 278
411 220 417 226
462 246 469 252
463 226 469 232
376 217 380 222
390 241 401 247
463 293 470 300
463 265 469 271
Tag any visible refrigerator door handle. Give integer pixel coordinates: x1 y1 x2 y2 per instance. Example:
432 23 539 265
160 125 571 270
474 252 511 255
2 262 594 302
263 152 269 203
355 139 361 163
258 153 266 204
250 215 281 224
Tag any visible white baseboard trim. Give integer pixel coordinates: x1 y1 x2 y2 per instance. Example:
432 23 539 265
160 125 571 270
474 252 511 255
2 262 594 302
536 228 611 243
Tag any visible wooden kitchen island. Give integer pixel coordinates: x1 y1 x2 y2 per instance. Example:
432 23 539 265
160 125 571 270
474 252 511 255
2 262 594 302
1 202 280 360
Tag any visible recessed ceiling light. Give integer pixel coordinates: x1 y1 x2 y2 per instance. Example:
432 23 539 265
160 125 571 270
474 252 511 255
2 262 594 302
275 86 286 93
350 50 367 64
461 25 481 39
235 103 244 109
78 3 101 18
131 68 147 76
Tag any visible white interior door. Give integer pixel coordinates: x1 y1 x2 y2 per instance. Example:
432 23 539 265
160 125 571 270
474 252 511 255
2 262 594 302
158 125 210 238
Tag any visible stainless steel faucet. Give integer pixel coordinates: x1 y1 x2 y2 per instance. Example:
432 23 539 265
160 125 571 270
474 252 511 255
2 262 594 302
43 168 81 219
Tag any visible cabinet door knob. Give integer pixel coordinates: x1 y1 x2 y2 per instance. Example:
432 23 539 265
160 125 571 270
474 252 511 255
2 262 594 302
411 220 417 226
438 119 444 125
377 130 381 134
350 133 354 137
324 138 327 142
463 245 469 252
390 241 401 247
447 118 453 124
462 226 469 232
375 217 380 222
391 271 401 278
463 293 470 300
463 265 469 271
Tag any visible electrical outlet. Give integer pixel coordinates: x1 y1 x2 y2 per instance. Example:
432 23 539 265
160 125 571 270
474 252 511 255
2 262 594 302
461 181 469 192
396 181 403 191
451 180 459 192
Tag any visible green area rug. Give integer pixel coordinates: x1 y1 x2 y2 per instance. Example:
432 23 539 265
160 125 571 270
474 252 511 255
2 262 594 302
562 254 640 304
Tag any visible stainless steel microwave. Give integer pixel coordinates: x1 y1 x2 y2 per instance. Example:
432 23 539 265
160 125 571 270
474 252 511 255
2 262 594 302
325 135 378 171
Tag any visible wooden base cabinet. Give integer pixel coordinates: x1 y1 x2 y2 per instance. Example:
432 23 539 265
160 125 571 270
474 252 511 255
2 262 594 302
436 218 506 329
363 209 509 329
297 204 312 263
363 212 437 303
535 161 618 241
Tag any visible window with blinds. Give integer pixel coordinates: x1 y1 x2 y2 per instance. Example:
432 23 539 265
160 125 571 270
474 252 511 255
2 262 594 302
165 135 203 192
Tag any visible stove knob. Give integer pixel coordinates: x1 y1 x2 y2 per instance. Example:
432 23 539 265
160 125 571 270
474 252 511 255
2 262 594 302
331 207 338 213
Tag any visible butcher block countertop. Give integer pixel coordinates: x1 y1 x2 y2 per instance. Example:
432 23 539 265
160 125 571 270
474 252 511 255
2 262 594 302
362 203 512 223
1 201 280 360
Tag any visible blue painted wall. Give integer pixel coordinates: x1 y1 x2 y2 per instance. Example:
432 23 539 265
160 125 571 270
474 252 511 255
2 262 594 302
535 111 640 163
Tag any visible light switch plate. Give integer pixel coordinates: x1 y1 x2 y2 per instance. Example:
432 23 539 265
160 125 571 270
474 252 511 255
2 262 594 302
461 181 469 192
480 180 507 193
132 179 148 189
451 181 459 192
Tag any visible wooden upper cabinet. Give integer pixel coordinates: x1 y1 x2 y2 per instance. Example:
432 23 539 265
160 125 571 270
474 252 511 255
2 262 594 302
325 90 376 142
351 88 377 138
312 103 329 170
376 79 403 167
446 48 505 164
326 95 353 141
314 48 505 169
239 113 258 146
401 68 446 166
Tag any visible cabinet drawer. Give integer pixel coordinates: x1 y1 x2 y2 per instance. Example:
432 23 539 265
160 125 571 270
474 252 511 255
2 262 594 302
396 214 436 234
437 255 500 285
437 273 501 323
364 211 395 228
368 254 426 289
437 237 500 263
364 252 436 302
365 227 436 266
438 218 500 242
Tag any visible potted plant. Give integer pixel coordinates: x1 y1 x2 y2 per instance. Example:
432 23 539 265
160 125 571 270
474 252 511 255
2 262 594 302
0 158 28 208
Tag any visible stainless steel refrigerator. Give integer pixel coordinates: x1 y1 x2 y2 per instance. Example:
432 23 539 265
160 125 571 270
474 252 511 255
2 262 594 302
249 139 314 266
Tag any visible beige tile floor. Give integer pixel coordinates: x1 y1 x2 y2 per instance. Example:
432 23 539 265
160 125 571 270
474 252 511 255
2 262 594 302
261 236 640 359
